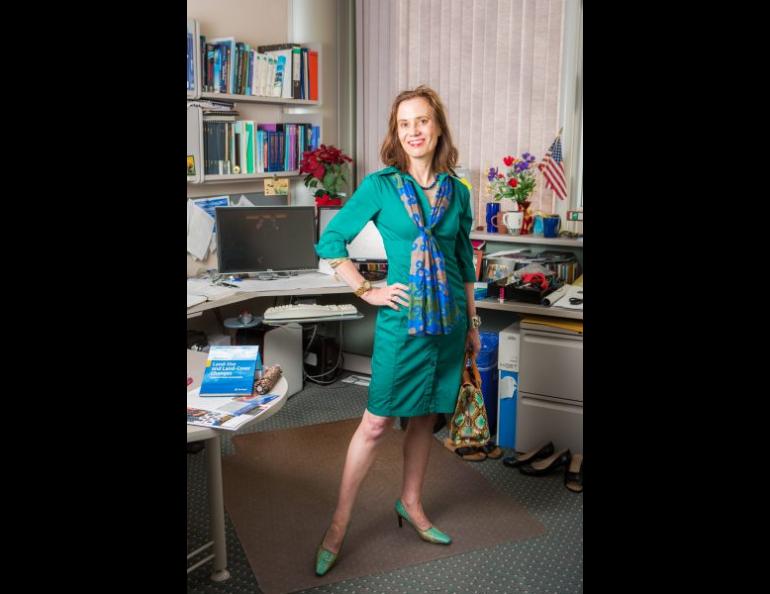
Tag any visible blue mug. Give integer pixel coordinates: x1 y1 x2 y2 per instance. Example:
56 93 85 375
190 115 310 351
486 202 501 233
543 215 561 238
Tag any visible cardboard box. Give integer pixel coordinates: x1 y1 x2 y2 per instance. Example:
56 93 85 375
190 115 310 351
497 321 520 449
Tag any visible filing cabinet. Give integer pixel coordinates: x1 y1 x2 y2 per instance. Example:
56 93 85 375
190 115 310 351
516 321 583 453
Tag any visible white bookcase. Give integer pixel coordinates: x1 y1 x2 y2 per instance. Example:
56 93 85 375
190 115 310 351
187 19 322 185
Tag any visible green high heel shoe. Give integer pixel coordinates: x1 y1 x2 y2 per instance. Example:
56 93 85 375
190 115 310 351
315 531 344 577
394 499 452 545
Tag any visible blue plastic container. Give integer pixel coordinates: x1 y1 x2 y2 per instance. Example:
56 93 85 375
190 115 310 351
474 331 500 436
476 331 499 368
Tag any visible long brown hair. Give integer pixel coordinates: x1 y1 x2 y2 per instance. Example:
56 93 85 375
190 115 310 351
380 85 458 174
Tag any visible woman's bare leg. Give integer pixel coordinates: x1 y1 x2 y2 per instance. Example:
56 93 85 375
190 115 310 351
399 413 437 530
321 409 392 553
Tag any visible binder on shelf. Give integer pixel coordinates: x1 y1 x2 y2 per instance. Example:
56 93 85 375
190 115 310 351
291 47 301 99
187 105 203 183
187 19 201 98
308 50 319 101
301 48 309 99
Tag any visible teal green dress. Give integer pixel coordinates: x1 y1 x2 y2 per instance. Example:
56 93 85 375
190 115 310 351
314 166 477 417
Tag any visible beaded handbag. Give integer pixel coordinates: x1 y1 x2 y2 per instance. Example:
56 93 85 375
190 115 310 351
449 352 491 449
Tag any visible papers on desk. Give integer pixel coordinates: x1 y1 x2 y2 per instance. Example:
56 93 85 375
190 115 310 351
187 200 215 261
552 284 583 310
232 272 350 292
187 387 282 431
187 278 238 304
187 294 207 308
187 196 228 261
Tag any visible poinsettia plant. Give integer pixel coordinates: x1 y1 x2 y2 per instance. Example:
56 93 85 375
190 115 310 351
300 144 353 205
486 153 538 207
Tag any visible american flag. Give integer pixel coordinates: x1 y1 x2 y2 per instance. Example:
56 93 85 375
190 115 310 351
539 136 567 200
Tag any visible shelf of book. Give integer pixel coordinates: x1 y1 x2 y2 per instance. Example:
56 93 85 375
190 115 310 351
196 170 301 184
200 92 320 107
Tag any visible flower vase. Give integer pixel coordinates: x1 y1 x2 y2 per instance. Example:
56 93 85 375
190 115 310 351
518 200 533 235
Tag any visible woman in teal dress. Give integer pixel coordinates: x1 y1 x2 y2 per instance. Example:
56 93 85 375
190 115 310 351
313 85 481 576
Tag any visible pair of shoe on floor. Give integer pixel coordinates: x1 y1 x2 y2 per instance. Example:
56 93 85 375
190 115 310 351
502 441 583 493
442 437 503 461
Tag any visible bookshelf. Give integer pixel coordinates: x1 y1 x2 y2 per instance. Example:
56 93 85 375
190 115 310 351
187 19 322 185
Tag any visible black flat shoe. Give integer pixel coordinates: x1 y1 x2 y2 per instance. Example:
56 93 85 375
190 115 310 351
502 441 555 468
564 453 583 493
519 449 572 476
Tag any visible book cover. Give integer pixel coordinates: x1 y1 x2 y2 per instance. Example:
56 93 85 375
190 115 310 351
210 37 236 93
265 49 292 98
199 345 261 397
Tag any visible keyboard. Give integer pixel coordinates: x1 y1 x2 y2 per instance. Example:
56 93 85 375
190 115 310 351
263 303 359 320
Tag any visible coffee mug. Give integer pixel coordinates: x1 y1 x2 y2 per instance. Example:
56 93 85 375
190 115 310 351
486 202 501 233
532 214 544 235
502 211 524 235
543 215 561 238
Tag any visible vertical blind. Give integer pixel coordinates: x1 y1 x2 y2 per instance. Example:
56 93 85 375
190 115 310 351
356 0 566 225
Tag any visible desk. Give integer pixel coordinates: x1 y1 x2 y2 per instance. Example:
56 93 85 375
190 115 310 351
187 273 387 318
186 349 288 582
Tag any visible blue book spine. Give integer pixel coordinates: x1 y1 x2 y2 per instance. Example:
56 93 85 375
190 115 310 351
247 51 254 95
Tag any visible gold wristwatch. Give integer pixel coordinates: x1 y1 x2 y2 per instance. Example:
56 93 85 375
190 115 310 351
470 314 482 329
354 279 373 297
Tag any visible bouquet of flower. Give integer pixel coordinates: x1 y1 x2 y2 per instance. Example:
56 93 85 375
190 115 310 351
300 144 353 206
486 153 537 208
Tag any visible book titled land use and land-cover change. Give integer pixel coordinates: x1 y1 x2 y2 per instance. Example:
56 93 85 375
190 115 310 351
200 345 262 396
188 345 281 430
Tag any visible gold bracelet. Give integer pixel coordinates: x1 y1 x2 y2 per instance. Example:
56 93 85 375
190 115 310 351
353 279 372 297
328 257 350 268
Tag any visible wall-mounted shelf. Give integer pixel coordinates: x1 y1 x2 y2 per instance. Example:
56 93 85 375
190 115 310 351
192 171 301 184
200 92 320 107
471 231 583 247
475 297 583 320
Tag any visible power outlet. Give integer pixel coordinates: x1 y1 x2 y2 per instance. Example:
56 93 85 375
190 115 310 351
305 352 318 366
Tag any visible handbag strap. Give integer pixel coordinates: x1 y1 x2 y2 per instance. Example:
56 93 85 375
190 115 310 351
461 349 482 390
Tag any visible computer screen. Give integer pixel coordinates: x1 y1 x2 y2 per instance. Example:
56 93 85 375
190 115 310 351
317 207 387 260
215 206 317 274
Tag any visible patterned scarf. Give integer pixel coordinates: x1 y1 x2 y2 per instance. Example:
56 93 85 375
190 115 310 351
393 172 461 336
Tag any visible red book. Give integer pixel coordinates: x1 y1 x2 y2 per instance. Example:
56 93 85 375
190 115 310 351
308 50 319 101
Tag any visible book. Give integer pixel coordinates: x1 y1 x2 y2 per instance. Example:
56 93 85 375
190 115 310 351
264 49 293 98
187 390 282 431
199 345 261 397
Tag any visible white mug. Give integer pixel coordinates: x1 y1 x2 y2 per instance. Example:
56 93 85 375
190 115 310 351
502 211 524 235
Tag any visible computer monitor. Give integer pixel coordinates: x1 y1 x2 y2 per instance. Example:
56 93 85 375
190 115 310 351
317 207 386 260
215 206 317 276
317 206 388 280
